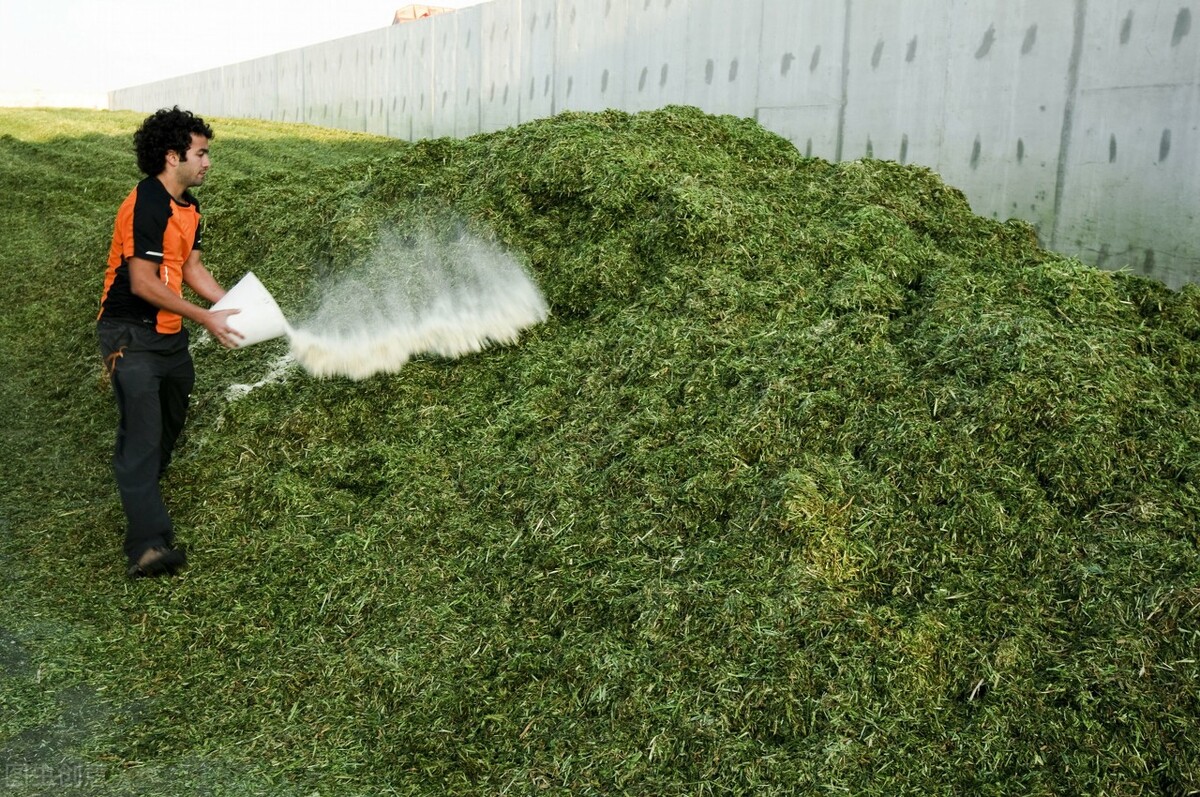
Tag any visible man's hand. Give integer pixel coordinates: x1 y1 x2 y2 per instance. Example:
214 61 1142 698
203 308 244 349
128 256 244 348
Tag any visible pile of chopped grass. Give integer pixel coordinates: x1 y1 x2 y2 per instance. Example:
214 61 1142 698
0 105 1197 796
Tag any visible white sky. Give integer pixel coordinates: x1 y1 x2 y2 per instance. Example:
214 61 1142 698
0 0 487 105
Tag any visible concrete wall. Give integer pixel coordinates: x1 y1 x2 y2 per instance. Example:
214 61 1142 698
110 0 1200 288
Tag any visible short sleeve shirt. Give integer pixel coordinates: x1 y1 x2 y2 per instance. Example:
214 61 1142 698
98 176 203 334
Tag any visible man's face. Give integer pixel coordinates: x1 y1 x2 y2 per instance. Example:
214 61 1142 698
175 134 211 187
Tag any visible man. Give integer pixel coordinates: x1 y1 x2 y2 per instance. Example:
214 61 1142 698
97 106 243 578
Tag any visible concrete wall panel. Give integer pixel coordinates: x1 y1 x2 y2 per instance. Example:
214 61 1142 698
1079 3 1199 90
557 0 628 113
301 31 388 134
756 106 842 162
756 0 846 109
1051 1 1199 284
209 69 225 112
217 64 241 118
431 15 459 138
342 40 370 132
480 0 523 133
842 0 952 165
1057 83 1199 286
232 58 276 121
684 0 764 118
391 21 436 140
450 8 484 137
936 0 1074 239
301 40 337 128
134 77 175 115
359 30 391 136
623 0 690 112
520 0 558 122
755 0 847 161
385 24 414 140
274 51 305 124
190 70 224 117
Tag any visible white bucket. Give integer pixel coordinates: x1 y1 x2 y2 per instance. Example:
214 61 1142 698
210 272 289 348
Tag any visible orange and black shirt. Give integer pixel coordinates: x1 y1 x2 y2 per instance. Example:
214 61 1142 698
98 176 203 334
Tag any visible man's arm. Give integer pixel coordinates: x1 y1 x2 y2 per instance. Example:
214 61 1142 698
128 254 242 346
181 249 225 304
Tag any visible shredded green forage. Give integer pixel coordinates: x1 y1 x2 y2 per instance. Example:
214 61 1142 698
1 105 1197 796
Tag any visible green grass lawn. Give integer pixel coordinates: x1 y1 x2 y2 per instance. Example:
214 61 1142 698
0 105 1197 796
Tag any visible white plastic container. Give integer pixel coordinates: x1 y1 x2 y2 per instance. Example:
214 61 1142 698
210 272 289 348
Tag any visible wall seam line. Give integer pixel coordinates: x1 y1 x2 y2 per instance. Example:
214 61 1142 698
836 0 852 162
1050 0 1087 251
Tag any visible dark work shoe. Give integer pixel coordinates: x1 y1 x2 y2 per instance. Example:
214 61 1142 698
127 545 187 578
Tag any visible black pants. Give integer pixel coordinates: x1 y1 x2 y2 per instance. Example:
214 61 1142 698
97 320 194 564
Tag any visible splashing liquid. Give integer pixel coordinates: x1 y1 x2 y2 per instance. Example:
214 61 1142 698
288 226 548 380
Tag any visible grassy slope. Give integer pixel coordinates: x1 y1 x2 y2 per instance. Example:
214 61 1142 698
0 106 1197 796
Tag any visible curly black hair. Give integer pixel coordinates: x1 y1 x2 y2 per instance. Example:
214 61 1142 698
133 106 214 176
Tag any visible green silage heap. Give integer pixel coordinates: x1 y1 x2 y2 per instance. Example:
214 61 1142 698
1 106 1197 795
